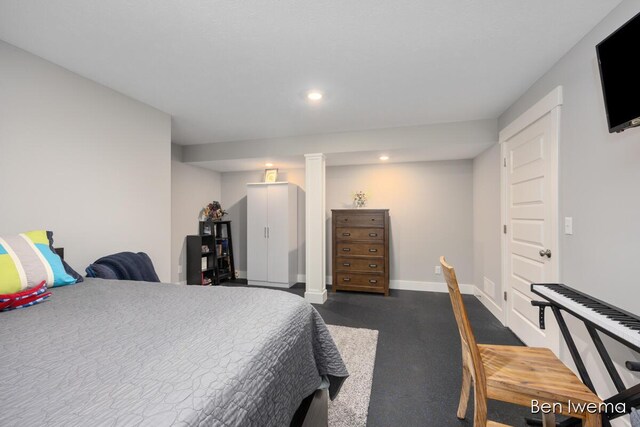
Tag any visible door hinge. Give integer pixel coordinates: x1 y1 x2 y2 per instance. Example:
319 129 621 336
503 157 507 167
503 224 507 234
503 291 508 301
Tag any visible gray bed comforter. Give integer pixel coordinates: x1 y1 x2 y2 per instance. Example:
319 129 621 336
0 279 348 427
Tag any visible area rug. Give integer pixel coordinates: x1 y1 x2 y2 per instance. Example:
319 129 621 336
327 325 379 427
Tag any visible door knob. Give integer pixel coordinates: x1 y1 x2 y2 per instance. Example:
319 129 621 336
539 249 552 258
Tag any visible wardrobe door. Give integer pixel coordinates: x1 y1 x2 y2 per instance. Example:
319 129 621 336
266 184 289 284
247 185 268 282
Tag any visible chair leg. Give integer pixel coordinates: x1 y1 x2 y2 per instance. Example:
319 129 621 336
457 366 471 419
581 413 601 427
541 413 556 427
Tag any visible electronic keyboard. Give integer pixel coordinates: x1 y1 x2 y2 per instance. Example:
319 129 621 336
530 283 640 426
532 283 640 353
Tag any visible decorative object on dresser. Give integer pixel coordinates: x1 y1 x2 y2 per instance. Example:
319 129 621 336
352 190 368 208
332 209 390 296
246 182 298 288
186 220 236 286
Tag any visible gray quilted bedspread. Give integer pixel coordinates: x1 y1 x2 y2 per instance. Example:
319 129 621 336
0 279 348 427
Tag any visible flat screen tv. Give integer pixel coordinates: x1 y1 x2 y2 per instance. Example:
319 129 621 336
596 11 640 133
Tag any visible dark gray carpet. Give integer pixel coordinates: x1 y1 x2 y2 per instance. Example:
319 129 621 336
225 280 533 426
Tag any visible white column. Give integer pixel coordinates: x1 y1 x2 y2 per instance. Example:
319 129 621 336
304 153 327 304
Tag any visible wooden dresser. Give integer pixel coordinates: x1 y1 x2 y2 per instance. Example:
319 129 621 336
331 209 390 296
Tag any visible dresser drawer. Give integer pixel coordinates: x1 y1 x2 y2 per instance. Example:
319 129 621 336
336 242 384 257
336 273 385 289
335 258 384 273
331 209 389 296
334 212 385 228
336 227 383 241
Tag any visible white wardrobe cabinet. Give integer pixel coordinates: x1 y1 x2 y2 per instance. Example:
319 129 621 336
246 182 298 287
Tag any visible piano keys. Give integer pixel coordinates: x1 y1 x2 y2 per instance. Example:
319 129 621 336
531 283 640 426
532 283 640 353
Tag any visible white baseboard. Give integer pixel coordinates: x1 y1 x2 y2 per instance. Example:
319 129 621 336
324 276 473 295
388 280 475 294
248 280 294 289
474 287 505 325
305 289 328 304
256 272 476 295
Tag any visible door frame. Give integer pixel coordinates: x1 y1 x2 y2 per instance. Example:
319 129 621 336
499 86 563 340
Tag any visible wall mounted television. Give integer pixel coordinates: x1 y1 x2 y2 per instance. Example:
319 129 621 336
596 11 640 133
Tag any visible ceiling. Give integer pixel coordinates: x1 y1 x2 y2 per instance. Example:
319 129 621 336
0 0 621 147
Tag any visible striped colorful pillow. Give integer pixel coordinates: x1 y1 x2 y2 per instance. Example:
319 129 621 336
0 230 78 294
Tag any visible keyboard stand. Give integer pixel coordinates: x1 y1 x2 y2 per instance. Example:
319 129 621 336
529 285 640 427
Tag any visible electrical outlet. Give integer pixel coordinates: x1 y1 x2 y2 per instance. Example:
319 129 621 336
177 265 183 274
434 265 442 275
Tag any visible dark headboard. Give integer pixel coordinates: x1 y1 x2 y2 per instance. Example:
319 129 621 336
54 247 64 260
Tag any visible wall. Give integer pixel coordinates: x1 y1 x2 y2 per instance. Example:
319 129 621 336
498 0 640 420
171 144 222 283
0 41 172 281
221 160 474 287
326 161 474 285
472 144 502 314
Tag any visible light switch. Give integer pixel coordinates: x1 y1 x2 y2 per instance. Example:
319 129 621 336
564 217 573 235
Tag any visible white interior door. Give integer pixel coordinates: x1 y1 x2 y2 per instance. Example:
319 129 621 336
247 185 268 282
504 111 559 353
266 184 289 284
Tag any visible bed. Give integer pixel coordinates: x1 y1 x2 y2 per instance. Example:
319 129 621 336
0 278 348 426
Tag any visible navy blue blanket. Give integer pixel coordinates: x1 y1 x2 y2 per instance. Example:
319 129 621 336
86 252 160 282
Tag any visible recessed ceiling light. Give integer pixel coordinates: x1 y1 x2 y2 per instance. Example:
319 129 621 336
307 91 323 101
265 163 274 167
379 155 389 161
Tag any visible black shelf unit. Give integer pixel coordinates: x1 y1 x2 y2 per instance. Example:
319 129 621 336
186 220 236 286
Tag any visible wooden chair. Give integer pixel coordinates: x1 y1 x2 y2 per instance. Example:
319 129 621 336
440 256 603 427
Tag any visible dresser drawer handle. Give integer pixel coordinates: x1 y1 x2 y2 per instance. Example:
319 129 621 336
371 218 375 221
368 233 378 237
369 279 378 284
369 264 378 268
343 277 351 282
368 248 378 253
343 263 351 267
342 248 351 252
342 232 351 236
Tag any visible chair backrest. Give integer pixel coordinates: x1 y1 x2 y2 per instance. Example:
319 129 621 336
440 256 488 426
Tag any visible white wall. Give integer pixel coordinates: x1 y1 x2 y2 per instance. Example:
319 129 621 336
0 41 172 281
498 0 640 419
171 144 222 283
221 160 474 286
472 144 502 313
326 161 474 284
